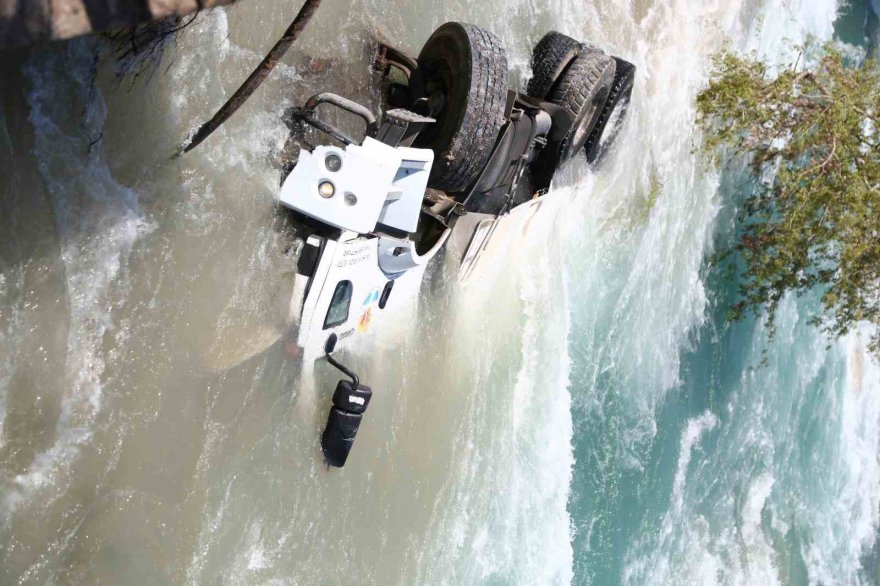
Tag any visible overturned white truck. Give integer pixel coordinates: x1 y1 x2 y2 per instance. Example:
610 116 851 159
277 24 635 466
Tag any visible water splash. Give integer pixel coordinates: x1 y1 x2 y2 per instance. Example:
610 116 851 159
0 0 875 583
3 39 151 518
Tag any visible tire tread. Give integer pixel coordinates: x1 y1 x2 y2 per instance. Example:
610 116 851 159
549 48 616 160
527 31 582 99
428 23 508 193
584 57 636 164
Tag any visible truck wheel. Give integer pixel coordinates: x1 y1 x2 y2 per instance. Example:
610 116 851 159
526 31 582 99
549 47 616 163
584 57 636 165
412 22 509 194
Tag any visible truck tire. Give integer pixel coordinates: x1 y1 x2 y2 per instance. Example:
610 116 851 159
412 22 509 194
584 57 636 165
548 47 616 163
526 31 582 99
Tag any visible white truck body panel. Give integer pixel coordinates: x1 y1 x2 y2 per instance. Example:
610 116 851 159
278 137 433 234
448 198 545 284
278 133 449 361
376 150 434 233
377 229 451 274
292 233 432 362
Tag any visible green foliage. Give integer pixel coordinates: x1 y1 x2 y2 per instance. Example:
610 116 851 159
696 45 880 354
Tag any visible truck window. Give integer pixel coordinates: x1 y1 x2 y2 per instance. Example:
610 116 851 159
323 280 353 329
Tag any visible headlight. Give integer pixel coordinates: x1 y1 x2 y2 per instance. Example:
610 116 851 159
318 180 335 198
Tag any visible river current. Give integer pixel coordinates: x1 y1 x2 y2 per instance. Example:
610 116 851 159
0 0 878 584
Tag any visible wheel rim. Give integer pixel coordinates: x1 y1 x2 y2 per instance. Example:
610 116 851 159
414 59 454 146
565 85 611 159
411 26 471 157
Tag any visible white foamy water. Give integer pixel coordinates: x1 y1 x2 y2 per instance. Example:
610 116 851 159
621 300 880 586
410 192 576 585
3 41 150 519
595 0 880 583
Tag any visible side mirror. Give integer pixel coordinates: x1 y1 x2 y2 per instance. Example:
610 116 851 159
321 342 372 467
321 380 373 467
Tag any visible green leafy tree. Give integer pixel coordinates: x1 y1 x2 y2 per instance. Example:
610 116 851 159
697 45 880 355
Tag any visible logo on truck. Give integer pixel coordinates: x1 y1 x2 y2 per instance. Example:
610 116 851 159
357 288 380 333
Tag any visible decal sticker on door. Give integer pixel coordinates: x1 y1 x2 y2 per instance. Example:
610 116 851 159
357 288 381 333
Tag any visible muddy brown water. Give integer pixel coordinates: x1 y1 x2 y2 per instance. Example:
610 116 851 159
3 0 876 584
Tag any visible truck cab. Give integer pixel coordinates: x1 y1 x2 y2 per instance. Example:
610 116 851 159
276 24 635 465
280 129 448 363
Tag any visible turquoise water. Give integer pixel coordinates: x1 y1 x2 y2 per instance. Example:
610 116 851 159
0 0 878 583
564 2 880 583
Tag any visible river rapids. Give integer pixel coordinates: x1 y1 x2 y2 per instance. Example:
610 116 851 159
1 0 879 584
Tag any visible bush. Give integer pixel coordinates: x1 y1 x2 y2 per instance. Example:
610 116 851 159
697 46 880 354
